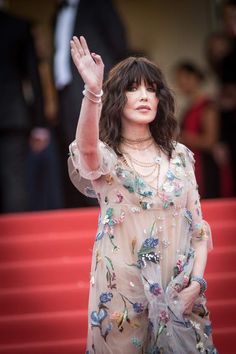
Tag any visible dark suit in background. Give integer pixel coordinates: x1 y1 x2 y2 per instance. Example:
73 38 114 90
0 9 45 213
54 0 129 208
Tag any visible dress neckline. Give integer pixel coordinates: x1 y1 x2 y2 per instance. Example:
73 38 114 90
117 148 171 193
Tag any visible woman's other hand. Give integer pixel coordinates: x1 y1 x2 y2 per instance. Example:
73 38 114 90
70 36 104 93
178 281 200 315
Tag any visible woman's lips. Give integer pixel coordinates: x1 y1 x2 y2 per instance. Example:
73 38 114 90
136 105 151 112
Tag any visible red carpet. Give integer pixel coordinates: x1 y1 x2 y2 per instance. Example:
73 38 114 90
0 198 236 353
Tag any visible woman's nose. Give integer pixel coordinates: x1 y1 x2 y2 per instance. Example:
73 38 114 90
139 87 148 100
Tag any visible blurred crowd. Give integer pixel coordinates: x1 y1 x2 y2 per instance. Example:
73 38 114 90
174 0 236 199
0 0 235 214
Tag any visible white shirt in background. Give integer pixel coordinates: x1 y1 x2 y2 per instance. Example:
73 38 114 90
54 0 80 89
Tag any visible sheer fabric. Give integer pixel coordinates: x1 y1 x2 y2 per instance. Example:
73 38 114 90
68 139 217 354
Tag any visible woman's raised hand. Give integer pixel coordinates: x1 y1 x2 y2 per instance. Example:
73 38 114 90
70 36 104 92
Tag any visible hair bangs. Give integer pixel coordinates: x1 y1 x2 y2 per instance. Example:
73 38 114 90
122 58 159 91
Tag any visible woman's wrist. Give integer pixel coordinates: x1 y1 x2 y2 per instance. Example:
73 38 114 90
189 280 201 291
82 85 103 104
190 275 207 295
84 84 103 95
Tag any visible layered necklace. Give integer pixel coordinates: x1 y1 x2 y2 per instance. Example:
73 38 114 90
120 135 162 189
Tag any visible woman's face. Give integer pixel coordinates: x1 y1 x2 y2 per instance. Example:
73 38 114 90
122 79 159 126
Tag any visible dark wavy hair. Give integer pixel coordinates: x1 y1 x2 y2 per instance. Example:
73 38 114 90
99 56 179 158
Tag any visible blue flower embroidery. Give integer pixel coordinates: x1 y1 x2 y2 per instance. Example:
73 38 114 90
204 322 212 337
143 237 159 248
84 186 97 198
184 209 193 224
133 302 144 313
166 169 176 181
100 292 113 303
90 308 108 327
149 283 162 296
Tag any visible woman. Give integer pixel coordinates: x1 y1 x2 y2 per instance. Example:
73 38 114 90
68 36 218 354
175 62 221 199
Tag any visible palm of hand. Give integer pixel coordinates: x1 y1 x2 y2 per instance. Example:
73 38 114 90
70 36 104 91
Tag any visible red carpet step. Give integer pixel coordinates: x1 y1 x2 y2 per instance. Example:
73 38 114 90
0 198 235 353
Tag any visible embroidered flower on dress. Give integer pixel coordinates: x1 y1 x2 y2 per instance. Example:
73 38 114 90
131 337 142 348
173 283 182 292
149 283 162 296
139 201 153 210
190 319 201 330
90 308 108 327
105 174 113 184
130 206 141 213
173 254 187 278
114 191 123 203
162 181 175 193
128 225 160 269
183 274 190 288
158 190 174 209
184 209 193 225
159 310 170 324
204 322 212 337
105 256 117 290
143 237 159 248
137 252 160 269
100 292 113 303
96 207 125 250
133 302 145 313
196 341 205 353
110 311 123 322
166 170 176 181
84 186 97 198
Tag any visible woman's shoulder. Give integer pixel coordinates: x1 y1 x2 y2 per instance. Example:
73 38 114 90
172 141 195 165
98 140 118 166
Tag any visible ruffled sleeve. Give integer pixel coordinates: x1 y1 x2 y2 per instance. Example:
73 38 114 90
67 139 117 197
182 144 213 252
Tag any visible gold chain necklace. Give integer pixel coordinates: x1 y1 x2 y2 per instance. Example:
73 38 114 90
124 155 159 178
121 144 162 189
123 151 158 167
121 139 154 151
121 135 152 144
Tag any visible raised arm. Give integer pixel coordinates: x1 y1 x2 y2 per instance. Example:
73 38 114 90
70 36 104 171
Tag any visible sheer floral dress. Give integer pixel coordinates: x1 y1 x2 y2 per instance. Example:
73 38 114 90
68 140 218 354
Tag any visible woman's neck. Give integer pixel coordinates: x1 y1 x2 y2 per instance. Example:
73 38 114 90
121 122 151 141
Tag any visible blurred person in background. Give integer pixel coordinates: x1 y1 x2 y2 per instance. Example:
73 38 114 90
205 0 236 196
175 62 222 199
0 1 50 213
27 19 63 211
53 0 129 208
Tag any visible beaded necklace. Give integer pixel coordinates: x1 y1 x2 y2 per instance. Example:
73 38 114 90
120 143 162 190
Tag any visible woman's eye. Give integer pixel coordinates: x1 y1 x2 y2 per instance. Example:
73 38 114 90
127 86 137 92
147 87 156 92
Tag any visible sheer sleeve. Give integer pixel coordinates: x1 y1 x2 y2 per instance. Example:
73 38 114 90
67 139 117 197
184 145 213 252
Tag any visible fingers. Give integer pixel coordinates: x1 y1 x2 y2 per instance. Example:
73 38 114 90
91 52 103 66
73 36 85 57
70 36 104 68
80 36 90 55
70 40 80 66
71 35 91 57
